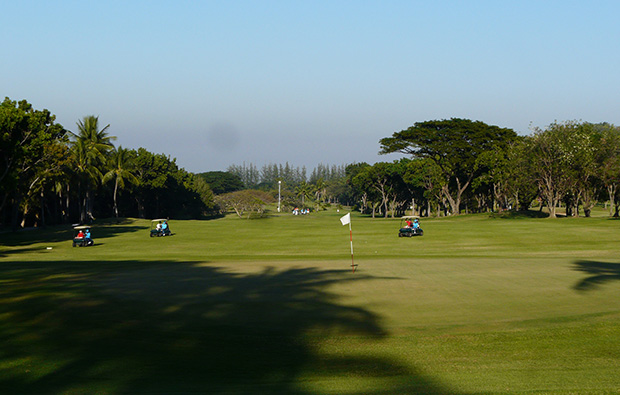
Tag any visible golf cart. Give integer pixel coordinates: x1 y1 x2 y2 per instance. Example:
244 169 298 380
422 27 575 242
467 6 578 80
150 219 171 237
72 225 94 247
398 216 423 237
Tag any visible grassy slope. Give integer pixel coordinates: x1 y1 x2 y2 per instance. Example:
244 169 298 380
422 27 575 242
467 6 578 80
1 210 620 394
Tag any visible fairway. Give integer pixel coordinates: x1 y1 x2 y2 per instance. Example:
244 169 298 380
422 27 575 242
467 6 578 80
2 210 620 394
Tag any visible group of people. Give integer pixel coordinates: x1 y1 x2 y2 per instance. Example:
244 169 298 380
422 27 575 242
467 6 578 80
75 228 94 246
76 228 92 240
405 218 420 229
155 220 169 232
292 208 310 215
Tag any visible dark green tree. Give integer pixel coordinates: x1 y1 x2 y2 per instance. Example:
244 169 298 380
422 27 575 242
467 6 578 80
130 148 213 219
379 118 517 214
197 171 244 195
595 124 620 216
0 98 68 228
103 146 139 218
345 162 371 213
69 115 116 222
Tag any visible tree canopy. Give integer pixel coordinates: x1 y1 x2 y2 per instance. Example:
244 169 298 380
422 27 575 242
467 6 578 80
379 118 518 214
4 97 620 227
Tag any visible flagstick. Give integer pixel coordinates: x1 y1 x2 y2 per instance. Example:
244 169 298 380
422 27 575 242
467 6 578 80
340 212 357 273
349 221 356 272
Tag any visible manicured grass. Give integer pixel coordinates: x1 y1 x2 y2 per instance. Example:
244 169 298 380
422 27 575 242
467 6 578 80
1 210 620 393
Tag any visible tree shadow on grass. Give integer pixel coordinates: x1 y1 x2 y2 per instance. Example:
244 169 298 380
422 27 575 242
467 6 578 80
572 260 620 291
0 220 145 250
0 260 458 394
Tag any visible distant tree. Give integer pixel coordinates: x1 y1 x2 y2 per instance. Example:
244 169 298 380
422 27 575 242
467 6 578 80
595 124 620 216
380 118 517 214
345 162 371 213
215 190 274 218
294 182 313 207
128 148 214 219
190 175 216 214
352 163 395 218
567 123 599 217
403 158 444 217
473 139 519 212
197 171 244 195
69 115 115 222
103 146 138 218
504 138 538 211
526 122 579 218
227 162 260 188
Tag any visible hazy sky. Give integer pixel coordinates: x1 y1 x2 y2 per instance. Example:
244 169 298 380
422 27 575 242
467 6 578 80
3 1 620 172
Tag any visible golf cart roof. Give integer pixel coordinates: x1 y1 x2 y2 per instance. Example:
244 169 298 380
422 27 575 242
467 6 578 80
401 216 420 219
73 225 90 230
151 219 168 222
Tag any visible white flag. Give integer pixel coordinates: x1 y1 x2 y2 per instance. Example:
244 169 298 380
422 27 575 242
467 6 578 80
340 213 351 226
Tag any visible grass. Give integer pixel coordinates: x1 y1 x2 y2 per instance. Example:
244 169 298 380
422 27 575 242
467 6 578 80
1 209 620 394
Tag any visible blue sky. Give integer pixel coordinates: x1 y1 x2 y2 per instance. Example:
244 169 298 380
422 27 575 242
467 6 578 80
3 1 620 172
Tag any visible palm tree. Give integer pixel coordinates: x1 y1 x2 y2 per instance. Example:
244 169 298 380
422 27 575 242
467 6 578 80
295 182 313 207
73 115 115 158
70 116 116 222
103 146 138 218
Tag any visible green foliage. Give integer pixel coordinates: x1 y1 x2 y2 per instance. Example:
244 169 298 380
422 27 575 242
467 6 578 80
0 97 68 227
102 146 139 218
380 118 518 214
196 171 244 194
215 189 274 218
4 97 620 229
129 148 215 219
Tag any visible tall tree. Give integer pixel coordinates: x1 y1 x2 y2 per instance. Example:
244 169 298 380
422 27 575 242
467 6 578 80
595 124 620 216
103 146 138 218
294 182 313 207
504 138 538 211
196 171 244 195
0 98 67 228
346 162 371 213
379 118 517 214
526 122 579 218
403 158 444 217
69 115 116 222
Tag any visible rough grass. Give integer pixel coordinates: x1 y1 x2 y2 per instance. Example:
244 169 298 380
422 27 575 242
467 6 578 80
1 209 620 394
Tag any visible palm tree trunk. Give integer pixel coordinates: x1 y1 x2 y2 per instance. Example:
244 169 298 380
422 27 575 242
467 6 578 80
113 178 119 217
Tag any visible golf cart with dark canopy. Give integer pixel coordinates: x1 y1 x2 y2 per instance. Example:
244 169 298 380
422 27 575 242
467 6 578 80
150 219 172 237
72 225 94 247
399 216 423 237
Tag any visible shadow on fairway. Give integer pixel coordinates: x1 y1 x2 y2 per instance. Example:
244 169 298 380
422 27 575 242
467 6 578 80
0 260 458 394
0 221 145 250
572 260 620 291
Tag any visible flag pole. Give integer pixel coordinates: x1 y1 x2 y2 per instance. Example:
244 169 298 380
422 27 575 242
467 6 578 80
349 220 356 272
340 212 357 272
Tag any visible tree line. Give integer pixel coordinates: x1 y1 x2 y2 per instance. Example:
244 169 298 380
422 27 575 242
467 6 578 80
3 97 620 228
360 118 620 218
220 119 620 219
1 98 215 229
